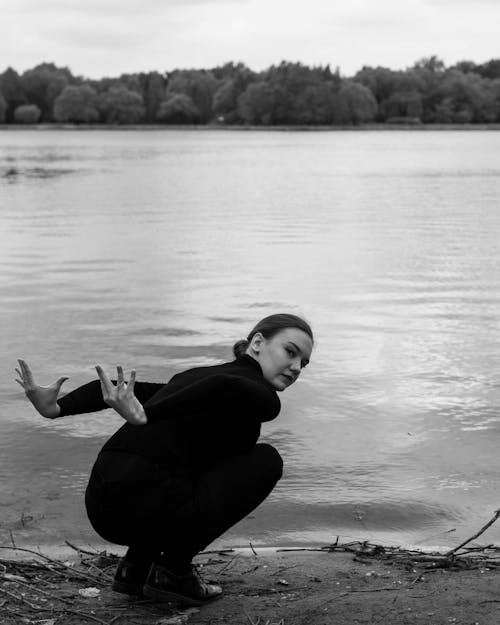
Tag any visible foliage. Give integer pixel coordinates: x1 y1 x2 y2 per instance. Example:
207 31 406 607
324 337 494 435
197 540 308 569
14 104 42 124
355 66 424 121
20 63 72 122
433 70 498 123
0 67 27 122
476 59 500 80
53 84 99 123
1 56 500 126
139 71 167 122
213 63 255 124
238 81 278 124
336 81 378 124
0 91 6 122
292 82 340 124
262 61 342 124
238 62 343 125
156 93 200 124
380 91 423 120
166 70 218 123
99 85 145 124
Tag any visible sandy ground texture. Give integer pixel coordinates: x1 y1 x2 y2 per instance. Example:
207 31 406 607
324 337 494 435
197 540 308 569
1 542 500 625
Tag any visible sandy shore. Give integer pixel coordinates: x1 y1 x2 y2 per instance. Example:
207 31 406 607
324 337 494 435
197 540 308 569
1 544 500 624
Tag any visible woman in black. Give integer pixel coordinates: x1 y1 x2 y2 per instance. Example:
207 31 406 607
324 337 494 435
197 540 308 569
16 313 314 606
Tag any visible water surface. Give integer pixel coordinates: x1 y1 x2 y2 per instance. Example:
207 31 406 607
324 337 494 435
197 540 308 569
1 129 500 551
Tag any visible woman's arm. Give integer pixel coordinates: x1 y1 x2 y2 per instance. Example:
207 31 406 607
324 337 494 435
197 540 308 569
16 359 163 419
58 378 163 417
143 374 281 423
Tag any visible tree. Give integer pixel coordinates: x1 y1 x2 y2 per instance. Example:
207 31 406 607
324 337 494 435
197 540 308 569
53 84 99 123
235 61 339 125
452 60 479 74
476 59 500 80
411 56 447 122
292 82 340 124
211 61 252 81
380 91 423 121
355 66 401 104
433 70 497 123
99 85 145 124
262 61 341 124
14 104 41 124
213 79 240 122
139 71 166 122
336 81 378 124
213 64 256 124
166 70 218 123
238 81 278 125
414 55 446 74
115 73 142 95
492 79 500 122
0 67 27 122
156 93 200 124
0 92 6 122
20 63 72 121
355 66 425 121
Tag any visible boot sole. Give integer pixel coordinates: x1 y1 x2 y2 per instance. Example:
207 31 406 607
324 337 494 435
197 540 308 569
112 579 145 596
143 583 222 606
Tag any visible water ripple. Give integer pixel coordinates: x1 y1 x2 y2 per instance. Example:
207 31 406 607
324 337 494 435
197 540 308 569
2 129 500 548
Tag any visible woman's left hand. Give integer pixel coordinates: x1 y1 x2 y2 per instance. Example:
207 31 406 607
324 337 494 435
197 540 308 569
95 365 147 425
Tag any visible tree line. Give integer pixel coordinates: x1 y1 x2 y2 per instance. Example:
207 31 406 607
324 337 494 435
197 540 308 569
1 56 500 126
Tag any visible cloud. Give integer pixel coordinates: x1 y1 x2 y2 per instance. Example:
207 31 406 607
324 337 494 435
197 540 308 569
423 0 500 5
2 0 500 79
4 0 249 16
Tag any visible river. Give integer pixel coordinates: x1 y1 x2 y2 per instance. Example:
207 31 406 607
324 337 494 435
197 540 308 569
1 128 500 552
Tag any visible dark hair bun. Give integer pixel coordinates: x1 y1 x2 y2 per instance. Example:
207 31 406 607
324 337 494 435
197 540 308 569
233 339 249 358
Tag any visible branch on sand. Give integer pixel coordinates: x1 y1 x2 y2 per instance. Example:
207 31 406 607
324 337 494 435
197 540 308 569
278 508 500 570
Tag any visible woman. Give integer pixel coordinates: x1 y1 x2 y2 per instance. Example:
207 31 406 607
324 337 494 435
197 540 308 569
16 313 313 606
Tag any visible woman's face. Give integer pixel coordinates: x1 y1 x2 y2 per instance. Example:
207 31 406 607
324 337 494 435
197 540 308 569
249 328 313 391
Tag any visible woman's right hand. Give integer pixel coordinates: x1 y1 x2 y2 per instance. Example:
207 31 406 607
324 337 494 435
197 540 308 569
15 359 68 419
95 365 147 425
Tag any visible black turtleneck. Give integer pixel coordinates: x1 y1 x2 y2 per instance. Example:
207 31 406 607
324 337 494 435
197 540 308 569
57 355 281 471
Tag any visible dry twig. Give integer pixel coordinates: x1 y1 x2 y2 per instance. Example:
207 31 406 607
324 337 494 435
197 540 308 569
446 509 500 556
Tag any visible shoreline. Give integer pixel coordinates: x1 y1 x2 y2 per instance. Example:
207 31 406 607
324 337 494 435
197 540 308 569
2 541 500 624
0 538 470 564
2 122 500 131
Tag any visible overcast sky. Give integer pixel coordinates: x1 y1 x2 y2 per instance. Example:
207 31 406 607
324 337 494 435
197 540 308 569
3 0 500 79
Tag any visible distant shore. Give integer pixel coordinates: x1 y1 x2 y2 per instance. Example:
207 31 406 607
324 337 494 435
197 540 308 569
2 122 500 131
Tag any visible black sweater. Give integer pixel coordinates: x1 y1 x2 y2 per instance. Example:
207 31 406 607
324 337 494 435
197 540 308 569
57 355 281 471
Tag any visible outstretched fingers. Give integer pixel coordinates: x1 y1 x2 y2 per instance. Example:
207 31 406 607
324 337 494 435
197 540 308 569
55 376 69 391
17 359 35 387
116 365 124 386
95 365 114 395
128 369 136 393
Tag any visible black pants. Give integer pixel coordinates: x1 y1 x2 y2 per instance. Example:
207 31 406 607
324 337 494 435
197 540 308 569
85 443 283 566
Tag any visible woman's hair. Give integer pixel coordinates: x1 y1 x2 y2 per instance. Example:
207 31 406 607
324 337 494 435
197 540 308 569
233 313 313 358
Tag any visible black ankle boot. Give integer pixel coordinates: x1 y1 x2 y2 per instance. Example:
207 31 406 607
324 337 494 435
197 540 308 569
143 563 223 606
112 558 152 595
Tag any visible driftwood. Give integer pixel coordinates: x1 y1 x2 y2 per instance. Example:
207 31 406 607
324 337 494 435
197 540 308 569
0 546 160 625
0 541 242 623
446 508 500 556
278 508 500 570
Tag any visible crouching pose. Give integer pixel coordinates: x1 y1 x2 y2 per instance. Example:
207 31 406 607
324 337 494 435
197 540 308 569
16 313 313 606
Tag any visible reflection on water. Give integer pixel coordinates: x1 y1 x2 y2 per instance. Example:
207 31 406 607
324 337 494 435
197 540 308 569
1 129 500 550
